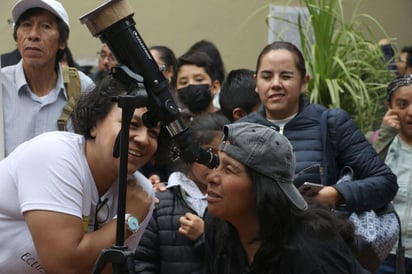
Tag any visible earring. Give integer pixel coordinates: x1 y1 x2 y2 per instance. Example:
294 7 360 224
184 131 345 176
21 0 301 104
255 87 259 93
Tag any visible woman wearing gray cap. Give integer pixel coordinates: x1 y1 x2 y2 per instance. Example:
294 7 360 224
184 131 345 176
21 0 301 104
203 122 369 273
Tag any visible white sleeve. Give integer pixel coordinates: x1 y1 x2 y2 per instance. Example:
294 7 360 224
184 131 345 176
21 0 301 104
11 134 87 218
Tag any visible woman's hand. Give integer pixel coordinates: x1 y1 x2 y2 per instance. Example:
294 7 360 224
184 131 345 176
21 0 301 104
313 186 344 208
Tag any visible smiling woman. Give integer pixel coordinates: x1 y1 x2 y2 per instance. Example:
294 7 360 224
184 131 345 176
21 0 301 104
204 122 369 274
241 40 396 207
0 75 160 273
238 40 397 272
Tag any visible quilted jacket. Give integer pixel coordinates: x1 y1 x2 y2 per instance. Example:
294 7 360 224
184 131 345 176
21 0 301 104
239 94 398 212
134 185 205 274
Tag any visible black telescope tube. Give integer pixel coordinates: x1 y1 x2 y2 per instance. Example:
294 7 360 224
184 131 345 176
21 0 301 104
96 15 219 168
99 16 179 125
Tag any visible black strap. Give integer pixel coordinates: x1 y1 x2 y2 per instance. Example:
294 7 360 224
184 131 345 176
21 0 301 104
394 211 406 274
320 109 335 185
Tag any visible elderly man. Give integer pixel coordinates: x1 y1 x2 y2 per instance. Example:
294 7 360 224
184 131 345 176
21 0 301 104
1 0 95 157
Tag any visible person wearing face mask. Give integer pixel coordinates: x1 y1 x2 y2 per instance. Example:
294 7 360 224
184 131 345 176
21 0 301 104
175 51 220 117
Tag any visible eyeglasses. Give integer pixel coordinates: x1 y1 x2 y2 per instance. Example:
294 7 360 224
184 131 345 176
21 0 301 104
94 197 109 231
97 51 117 63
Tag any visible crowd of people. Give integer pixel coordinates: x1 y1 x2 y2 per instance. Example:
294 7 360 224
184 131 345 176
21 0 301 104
0 0 411 273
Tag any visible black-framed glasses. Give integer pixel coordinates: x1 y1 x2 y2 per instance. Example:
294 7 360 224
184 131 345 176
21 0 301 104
94 197 109 231
96 51 117 63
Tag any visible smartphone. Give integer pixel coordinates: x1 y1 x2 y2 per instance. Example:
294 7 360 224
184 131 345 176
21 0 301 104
298 182 324 196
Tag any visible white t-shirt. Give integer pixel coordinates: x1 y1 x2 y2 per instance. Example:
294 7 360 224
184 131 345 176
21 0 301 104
0 131 154 274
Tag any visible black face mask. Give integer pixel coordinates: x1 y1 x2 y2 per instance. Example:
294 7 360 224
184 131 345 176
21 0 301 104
177 84 213 114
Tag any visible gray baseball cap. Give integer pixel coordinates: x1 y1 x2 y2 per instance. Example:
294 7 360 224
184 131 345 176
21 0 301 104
220 122 308 211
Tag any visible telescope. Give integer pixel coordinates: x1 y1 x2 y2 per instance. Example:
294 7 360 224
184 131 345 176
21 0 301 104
80 0 218 273
81 0 218 168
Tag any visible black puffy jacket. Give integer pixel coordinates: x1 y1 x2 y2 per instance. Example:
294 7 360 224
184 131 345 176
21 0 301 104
240 95 397 212
134 186 205 274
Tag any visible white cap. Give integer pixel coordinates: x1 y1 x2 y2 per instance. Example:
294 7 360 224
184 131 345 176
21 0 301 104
12 0 69 29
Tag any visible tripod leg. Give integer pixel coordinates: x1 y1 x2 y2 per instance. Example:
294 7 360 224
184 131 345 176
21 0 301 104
93 247 134 274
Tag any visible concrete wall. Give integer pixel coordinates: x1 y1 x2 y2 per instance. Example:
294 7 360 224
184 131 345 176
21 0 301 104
1 0 411 71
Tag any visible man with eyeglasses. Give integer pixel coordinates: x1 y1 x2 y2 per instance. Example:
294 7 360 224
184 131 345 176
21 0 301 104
91 43 118 84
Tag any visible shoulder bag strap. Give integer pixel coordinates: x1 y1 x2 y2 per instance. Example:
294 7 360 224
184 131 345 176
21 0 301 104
58 66 81 131
320 109 336 186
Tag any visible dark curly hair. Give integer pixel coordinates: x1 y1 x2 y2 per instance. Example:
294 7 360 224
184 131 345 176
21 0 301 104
73 75 126 139
73 75 171 163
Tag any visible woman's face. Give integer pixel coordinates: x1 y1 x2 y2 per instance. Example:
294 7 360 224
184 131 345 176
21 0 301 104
89 106 160 177
206 151 256 223
255 49 309 120
390 85 412 145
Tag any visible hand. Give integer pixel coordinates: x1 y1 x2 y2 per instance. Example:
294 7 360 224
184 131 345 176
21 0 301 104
178 212 204 241
382 109 400 130
149 174 161 185
149 174 167 193
312 186 343 209
125 177 152 224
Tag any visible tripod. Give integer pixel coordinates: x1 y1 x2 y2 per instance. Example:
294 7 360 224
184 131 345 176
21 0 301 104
93 67 148 274
80 1 219 272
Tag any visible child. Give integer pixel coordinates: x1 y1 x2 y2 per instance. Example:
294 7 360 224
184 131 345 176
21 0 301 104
134 112 229 273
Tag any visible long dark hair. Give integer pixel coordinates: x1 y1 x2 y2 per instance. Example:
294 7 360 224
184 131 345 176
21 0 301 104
205 166 356 273
252 167 356 272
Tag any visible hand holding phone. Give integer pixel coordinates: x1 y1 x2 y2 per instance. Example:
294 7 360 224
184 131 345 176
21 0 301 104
298 182 324 196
